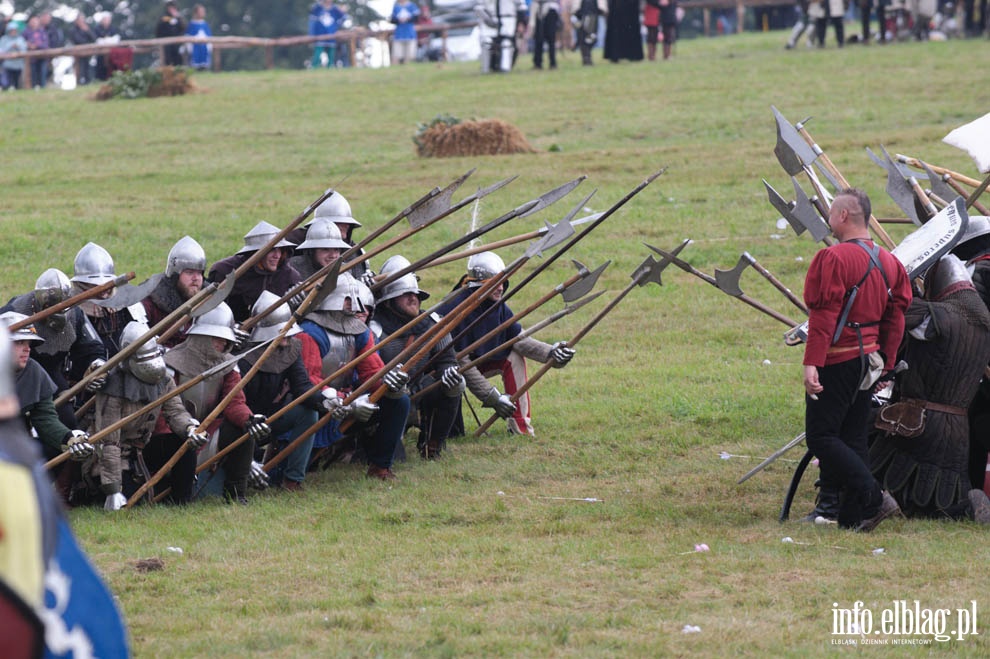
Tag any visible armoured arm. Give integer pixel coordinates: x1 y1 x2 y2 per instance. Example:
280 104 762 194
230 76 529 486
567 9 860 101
513 335 554 363
161 381 195 435
459 356 498 401
68 310 108 381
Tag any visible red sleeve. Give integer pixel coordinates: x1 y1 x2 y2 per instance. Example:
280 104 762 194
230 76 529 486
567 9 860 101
299 333 325 388
802 248 846 367
877 251 913 370
355 331 386 387
213 369 252 432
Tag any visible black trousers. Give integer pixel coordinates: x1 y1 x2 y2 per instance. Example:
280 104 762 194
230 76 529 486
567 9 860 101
533 10 559 68
417 377 461 451
805 357 882 527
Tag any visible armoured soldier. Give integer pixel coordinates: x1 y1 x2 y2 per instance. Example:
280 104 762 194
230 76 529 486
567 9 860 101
70 242 147 358
288 216 350 281
142 235 207 348
1 268 107 427
0 312 93 475
83 320 205 511
148 302 270 504
870 255 990 521
375 268 465 459
239 291 336 492
437 251 575 436
298 272 410 480
207 221 301 323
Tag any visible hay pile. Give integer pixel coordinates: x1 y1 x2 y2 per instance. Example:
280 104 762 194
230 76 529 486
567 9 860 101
416 119 536 158
148 67 196 97
93 66 197 101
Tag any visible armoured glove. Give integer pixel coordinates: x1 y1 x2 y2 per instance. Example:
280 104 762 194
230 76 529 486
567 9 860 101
232 323 251 352
287 290 308 312
440 366 466 397
104 492 127 511
349 393 378 423
482 388 516 419
248 461 270 490
383 365 410 397
185 423 209 449
64 429 95 461
320 388 343 415
245 414 271 442
549 341 576 368
360 269 378 290
84 358 108 392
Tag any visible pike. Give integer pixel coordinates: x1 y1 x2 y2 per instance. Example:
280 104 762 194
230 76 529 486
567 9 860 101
763 178 833 245
781 111 895 250
878 145 936 224
44 340 273 470
10 272 136 332
128 267 339 507
895 154 982 188
772 106 836 205
372 176 586 293
715 252 809 315
92 273 166 309
473 250 675 437
647 243 802 328
735 432 806 485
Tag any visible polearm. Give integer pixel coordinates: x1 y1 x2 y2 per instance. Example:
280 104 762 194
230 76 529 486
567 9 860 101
372 176 587 293
10 272 136 331
43 342 271 470
410 289 606 404
129 265 340 507
55 282 219 407
735 432 806 485
403 259 608 392
895 154 982 188
473 250 675 437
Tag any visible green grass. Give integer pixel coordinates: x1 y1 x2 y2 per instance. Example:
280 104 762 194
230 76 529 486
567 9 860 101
4 28 990 656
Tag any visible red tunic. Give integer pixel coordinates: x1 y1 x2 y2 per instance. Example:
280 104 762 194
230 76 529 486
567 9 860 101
803 240 912 369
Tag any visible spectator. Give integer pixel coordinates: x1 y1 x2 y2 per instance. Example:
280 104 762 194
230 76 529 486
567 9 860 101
69 13 97 85
814 0 845 47
22 15 48 88
185 4 213 70
570 0 607 66
390 0 420 64
603 0 642 62
529 0 560 69
0 22 26 90
643 0 661 60
156 1 186 66
93 12 120 81
40 11 63 86
309 0 348 68
658 0 678 60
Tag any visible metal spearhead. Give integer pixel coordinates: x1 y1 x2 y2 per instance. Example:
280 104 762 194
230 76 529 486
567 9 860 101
194 276 234 317
563 288 606 312
516 176 586 219
637 239 690 286
919 160 957 203
93 273 165 309
880 145 923 226
714 254 749 297
764 179 804 236
405 169 474 228
772 105 817 176
523 218 575 258
307 259 341 311
790 177 831 243
560 260 610 303
866 146 924 180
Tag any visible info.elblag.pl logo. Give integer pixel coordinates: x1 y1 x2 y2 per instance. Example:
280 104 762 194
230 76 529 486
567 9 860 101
831 600 979 645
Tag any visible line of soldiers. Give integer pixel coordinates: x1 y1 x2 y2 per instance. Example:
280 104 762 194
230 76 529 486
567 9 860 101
2 191 575 511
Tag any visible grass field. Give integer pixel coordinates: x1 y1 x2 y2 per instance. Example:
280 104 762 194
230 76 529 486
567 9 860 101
4 27 990 657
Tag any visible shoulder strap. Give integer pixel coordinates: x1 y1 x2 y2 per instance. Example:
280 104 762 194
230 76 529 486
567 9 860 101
830 240 892 345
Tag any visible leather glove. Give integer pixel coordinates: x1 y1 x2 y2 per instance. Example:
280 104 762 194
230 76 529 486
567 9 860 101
349 393 378 423
287 289 308 311
549 341 576 368
232 323 250 352
104 492 127 511
84 358 108 392
245 414 271 442
360 269 378 289
483 388 516 418
248 461 270 490
440 366 466 397
185 424 209 449
64 429 95 461
382 365 409 397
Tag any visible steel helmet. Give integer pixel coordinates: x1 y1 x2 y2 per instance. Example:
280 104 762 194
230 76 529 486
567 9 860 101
379 273 429 303
355 279 375 312
925 254 974 301
296 217 351 252
187 302 237 342
236 221 297 255
165 236 207 277
120 321 167 384
379 254 411 277
952 216 990 261
313 193 360 227
313 271 364 313
71 242 116 286
466 251 505 286
248 291 301 343
34 268 73 309
0 311 44 344
0 325 14 402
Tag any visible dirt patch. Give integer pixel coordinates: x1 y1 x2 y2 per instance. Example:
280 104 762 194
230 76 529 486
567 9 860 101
134 557 165 573
416 119 536 158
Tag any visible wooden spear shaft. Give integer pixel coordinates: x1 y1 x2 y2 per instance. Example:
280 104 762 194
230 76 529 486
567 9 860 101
10 272 135 331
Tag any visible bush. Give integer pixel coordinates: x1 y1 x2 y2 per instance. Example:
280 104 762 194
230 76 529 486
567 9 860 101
95 67 195 100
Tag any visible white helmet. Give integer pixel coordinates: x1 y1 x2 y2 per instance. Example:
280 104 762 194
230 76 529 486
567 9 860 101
71 242 116 285
248 291 301 343
379 273 429 303
355 279 375 312
313 193 360 227
120 321 167 384
296 217 350 252
313 272 364 313
236 221 297 255
0 325 15 401
0 311 44 344
466 251 505 286
165 236 207 277
34 268 73 309
187 302 237 342
378 254 411 277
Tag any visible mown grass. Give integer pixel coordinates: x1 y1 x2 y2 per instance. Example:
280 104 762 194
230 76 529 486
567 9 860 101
3 28 990 656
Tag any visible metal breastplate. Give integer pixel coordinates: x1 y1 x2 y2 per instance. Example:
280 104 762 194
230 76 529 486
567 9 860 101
321 333 357 389
179 373 224 419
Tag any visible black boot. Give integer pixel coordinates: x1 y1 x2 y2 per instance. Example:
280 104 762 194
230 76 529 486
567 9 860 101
800 482 840 523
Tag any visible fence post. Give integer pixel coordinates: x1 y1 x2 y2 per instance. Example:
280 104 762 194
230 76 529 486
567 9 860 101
23 53 33 88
